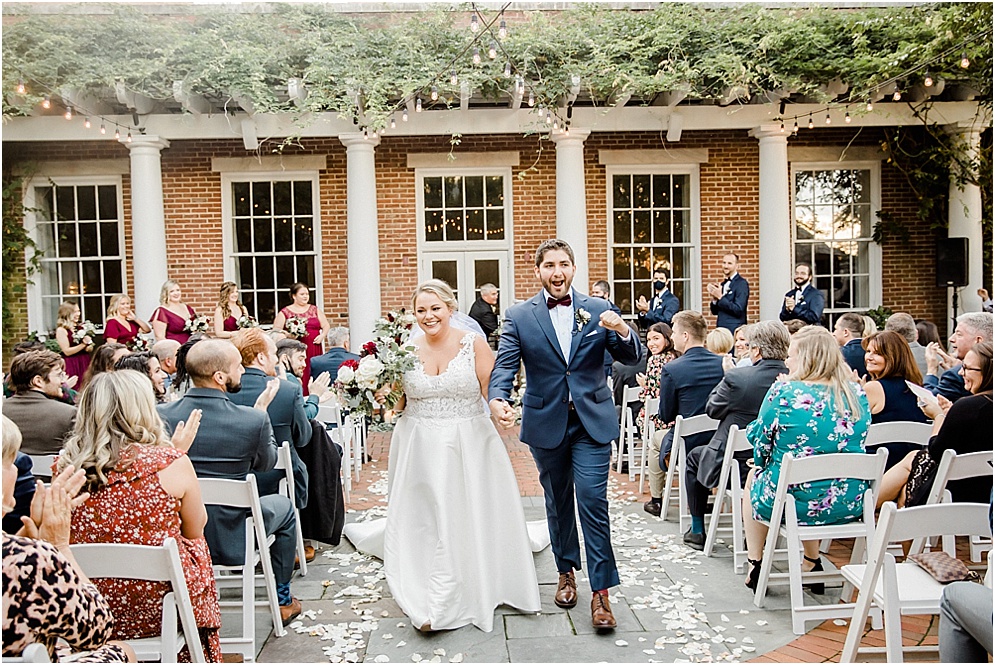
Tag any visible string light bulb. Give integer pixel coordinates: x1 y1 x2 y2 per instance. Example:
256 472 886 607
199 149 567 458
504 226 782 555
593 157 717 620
126 131 133 143
431 85 439 101
64 106 73 120
498 18 507 39
892 87 902 101
41 95 51 109
390 117 396 129
402 109 409 122
527 90 535 107
545 109 552 124
472 48 481 65
470 12 479 33
415 97 423 113
792 120 799 133
488 42 497 60
16 80 25 95
450 69 458 86
100 122 106 135
923 73 934 87
84 117 91 129
114 127 120 140
807 115 814 129
825 113 831 125
845 111 852 123
960 52 970 69
866 99 873 112
779 121 785 133
504 61 512 78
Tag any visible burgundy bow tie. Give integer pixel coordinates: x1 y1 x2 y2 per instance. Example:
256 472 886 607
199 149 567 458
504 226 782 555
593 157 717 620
547 295 572 309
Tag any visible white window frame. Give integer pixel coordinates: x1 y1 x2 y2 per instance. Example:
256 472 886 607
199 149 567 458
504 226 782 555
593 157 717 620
220 171 323 324
23 175 126 333
790 160 882 314
604 164 702 317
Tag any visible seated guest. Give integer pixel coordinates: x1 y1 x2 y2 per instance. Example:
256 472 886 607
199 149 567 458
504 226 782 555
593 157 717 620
114 351 169 402
0 452 35 535
925 312 992 402
62 371 222 661
682 321 789 550
152 339 181 394
705 327 734 357
730 325 753 368
656 311 725 474
876 342 992 508
3 340 78 403
169 335 205 396
779 263 825 325
939 580 993 662
309 327 360 380
3 350 76 458
158 339 302 625
276 338 331 420
80 342 128 390
2 416 135 663
612 323 649 435
834 312 867 378
635 323 678 517
916 318 942 348
743 326 871 591
861 331 929 468
885 312 928 377
229 328 311 514
862 315 878 337
784 319 808 337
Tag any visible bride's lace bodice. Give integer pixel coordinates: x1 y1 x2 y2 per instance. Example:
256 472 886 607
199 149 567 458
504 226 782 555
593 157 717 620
402 333 487 424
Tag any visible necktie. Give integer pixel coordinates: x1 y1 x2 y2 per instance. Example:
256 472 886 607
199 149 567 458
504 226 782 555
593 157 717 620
547 295 572 309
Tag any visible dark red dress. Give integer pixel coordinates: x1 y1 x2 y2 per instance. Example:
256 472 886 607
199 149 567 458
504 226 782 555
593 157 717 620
222 316 238 332
69 446 222 662
151 305 196 345
103 318 140 346
60 326 91 383
280 305 323 393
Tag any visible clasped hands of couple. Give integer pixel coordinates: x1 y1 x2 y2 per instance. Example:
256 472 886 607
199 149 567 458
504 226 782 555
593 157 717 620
489 308 630 430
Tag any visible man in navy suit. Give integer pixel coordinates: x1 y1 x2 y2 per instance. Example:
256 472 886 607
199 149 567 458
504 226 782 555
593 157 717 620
636 267 680 328
833 312 867 378
924 312 992 402
779 263 825 326
707 253 750 332
489 239 641 631
309 327 360 380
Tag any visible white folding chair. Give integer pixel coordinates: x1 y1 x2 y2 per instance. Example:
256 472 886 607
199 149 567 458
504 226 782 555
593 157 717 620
275 442 307 577
318 402 352 502
70 538 205 663
27 454 56 479
198 475 285 662
753 449 889 635
6 643 52 663
637 397 660 494
840 501 992 663
912 448 994 562
615 385 642 474
660 413 719 531
863 421 932 450
703 425 752 572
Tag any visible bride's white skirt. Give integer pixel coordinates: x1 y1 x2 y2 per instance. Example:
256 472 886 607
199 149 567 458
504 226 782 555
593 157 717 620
344 414 548 632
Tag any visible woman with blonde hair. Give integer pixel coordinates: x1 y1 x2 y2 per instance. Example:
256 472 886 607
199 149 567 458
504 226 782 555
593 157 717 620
742 326 871 591
705 326 735 356
54 300 93 383
213 281 247 339
103 294 151 347
60 371 221 661
150 280 197 344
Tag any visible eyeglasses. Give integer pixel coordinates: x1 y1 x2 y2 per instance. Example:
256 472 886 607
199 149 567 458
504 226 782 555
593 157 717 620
960 365 983 373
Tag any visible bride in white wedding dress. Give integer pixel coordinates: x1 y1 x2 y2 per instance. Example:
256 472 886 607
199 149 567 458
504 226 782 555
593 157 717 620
344 279 548 633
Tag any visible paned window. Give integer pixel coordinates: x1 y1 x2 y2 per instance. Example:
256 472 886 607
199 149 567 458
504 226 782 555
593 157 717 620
610 173 694 317
230 179 318 324
422 175 506 243
31 181 124 330
793 168 876 314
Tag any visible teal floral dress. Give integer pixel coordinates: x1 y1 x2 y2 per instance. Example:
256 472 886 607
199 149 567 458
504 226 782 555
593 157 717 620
747 380 871 525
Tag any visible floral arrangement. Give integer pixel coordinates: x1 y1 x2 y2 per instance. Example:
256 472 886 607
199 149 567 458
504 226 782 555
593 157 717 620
574 308 591 333
72 320 98 344
285 316 308 339
333 337 417 418
184 315 211 334
236 315 258 329
372 309 416 345
128 335 154 353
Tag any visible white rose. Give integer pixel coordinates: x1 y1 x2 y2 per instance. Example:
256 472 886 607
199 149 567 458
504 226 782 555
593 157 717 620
355 357 385 385
336 365 356 384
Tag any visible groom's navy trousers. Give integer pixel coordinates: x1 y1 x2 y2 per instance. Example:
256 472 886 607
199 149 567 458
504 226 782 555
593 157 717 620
489 289 642 592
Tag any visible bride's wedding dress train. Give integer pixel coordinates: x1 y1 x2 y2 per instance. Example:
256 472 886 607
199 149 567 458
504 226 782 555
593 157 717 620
344 334 549 632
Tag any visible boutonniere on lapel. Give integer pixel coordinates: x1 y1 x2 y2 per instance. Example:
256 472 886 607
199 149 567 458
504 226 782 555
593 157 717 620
574 308 591 333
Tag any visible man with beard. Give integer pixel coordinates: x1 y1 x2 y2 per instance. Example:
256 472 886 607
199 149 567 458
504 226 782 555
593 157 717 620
779 263 824 326
157 339 303 626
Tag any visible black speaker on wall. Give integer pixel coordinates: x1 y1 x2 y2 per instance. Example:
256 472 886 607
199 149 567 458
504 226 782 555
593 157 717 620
935 237 969 287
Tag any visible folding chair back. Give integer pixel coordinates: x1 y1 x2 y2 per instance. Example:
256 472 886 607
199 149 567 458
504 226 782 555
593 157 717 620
318 402 352 501
6 643 51 663
70 538 205 663
864 421 932 448
704 424 753 570
917 448 994 560
841 501 992 663
661 413 719 527
27 454 55 479
199 475 285 661
638 397 660 493
275 442 307 576
615 385 642 474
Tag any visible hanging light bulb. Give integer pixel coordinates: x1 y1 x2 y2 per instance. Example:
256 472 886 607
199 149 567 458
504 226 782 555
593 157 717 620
488 42 497 59
504 61 512 78
564 124 570 136
807 115 814 129
498 18 507 39
960 52 970 69
100 122 107 135
16 80 25 95
126 131 133 143
450 69 458 86
431 85 439 101
923 73 934 87
114 127 120 140
363 130 369 140
779 121 785 133
378 126 385 136
825 113 831 125
545 109 552 124
41 95 51 109
64 106 73 120
552 118 559 130
390 117 397 129
415 97 423 112
866 99 874 112
402 108 409 122
844 111 852 123
84 117 91 129
792 120 799 133
472 48 481 65
470 12 479 33
527 90 535 107
893 87 902 101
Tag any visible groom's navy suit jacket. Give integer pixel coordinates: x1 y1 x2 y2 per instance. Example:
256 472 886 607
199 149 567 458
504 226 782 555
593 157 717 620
488 290 642 447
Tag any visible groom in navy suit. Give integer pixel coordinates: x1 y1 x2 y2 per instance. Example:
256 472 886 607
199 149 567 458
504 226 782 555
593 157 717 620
489 239 642 631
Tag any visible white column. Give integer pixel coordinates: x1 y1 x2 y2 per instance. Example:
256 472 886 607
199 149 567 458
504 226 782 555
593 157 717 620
749 124 792 321
551 129 591 290
947 123 984 318
124 135 170 320
339 133 381 349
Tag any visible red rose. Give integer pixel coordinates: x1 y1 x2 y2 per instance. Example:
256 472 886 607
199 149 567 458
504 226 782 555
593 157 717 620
362 341 378 356
341 359 360 370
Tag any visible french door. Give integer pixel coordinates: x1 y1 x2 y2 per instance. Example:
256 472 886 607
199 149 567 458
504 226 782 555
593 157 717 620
421 251 511 314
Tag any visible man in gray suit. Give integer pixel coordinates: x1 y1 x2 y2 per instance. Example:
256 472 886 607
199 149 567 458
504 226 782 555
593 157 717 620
230 328 311 513
4 350 76 459
158 339 302 625
682 320 789 550
885 312 928 378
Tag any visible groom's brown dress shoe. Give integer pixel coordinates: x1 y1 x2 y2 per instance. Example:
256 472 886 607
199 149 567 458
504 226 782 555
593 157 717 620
554 571 578 608
591 592 617 631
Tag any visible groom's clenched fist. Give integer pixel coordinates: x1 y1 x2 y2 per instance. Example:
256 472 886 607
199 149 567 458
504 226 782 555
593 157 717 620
598 309 629 335
489 398 517 430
